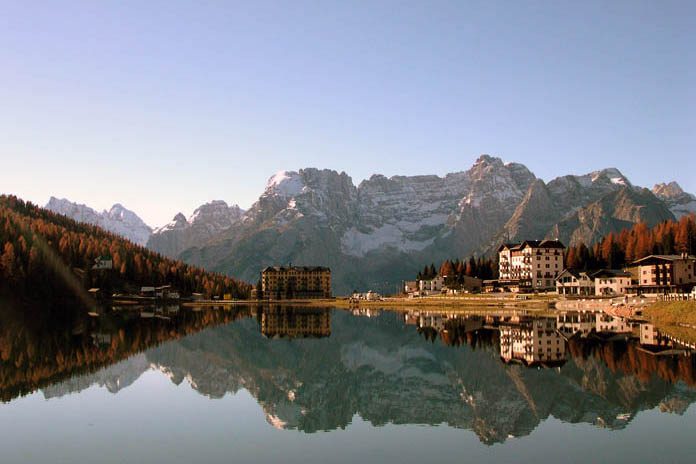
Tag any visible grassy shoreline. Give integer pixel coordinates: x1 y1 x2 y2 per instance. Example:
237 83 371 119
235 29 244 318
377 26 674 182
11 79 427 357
643 300 696 327
643 300 696 345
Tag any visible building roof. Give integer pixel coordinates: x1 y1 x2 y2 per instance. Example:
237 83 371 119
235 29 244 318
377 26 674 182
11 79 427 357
556 268 594 281
531 239 565 249
498 239 565 252
262 265 331 273
631 254 696 266
556 269 579 280
590 269 632 278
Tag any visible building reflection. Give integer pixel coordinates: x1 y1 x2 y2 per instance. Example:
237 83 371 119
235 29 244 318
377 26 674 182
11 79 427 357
260 306 331 339
3 302 696 445
499 316 566 367
556 310 597 338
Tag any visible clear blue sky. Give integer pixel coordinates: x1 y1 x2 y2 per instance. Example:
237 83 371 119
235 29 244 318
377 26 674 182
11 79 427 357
1 0 694 226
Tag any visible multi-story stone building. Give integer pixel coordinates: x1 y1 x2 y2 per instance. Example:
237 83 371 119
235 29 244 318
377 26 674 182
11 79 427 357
499 316 566 366
261 266 332 300
498 240 565 291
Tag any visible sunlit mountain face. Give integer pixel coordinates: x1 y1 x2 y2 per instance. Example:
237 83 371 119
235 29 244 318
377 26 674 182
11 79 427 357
2 303 696 448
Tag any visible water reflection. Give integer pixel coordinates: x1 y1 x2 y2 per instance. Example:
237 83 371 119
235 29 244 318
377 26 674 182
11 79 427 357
261 306 331 339
1 303 696 444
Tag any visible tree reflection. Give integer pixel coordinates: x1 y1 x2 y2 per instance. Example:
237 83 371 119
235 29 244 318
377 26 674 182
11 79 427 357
2 305 696 445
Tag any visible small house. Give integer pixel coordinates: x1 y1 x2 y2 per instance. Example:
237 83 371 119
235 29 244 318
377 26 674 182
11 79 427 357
92 256 113 270
592 270 632 296
555 269 595 296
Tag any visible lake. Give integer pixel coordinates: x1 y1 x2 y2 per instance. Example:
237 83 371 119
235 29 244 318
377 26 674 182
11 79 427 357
2 304 696 463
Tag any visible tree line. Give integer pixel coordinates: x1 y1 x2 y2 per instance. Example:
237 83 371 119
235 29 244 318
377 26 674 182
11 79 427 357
416 256 498 284
565 214 696 271
0 195 251 304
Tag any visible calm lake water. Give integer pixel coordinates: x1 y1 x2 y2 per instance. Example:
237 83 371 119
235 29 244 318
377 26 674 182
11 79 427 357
2 304 696 463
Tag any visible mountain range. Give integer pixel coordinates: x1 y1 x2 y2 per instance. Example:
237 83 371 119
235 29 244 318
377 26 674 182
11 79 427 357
45 156 696 293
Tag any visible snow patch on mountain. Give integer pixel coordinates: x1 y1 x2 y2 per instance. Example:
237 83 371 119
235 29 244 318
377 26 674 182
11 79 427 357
266 171 305 198
341 224 436 257
154 213 188 233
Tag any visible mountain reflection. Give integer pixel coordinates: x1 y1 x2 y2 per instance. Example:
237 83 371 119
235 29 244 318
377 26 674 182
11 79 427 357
2 303 696 444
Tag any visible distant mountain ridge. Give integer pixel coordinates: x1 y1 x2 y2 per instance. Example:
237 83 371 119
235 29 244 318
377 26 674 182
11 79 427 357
44 157 694 293
45 197 152 245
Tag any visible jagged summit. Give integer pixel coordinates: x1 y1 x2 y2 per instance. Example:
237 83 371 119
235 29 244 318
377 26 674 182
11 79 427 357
654 181 686 199
653 181 696 218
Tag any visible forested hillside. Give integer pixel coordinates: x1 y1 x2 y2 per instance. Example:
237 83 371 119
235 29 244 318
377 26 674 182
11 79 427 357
0 195 251 306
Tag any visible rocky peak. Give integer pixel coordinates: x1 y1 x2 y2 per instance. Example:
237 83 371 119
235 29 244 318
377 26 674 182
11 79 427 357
188 200 244 226
173 213 188 225
106 203 149 227
461 155 535 208
546 167 632 211
652 181 696 218
469 154 504 180
653 181 686 199
590 167 631 187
